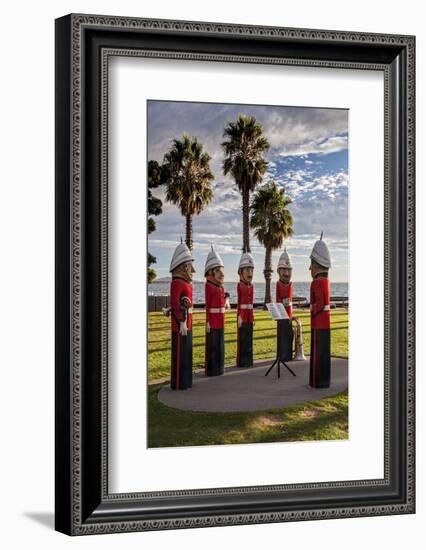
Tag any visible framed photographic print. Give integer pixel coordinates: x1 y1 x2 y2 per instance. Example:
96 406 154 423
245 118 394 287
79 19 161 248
55 14 415 535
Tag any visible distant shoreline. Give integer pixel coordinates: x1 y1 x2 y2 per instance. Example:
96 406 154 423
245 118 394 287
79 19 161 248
149 280 349 304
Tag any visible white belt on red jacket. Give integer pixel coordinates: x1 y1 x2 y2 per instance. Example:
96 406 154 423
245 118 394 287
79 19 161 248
240 304 253 310
208 307 225 313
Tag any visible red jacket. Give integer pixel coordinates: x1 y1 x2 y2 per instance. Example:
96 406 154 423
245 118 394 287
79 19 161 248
237 281 254 323
276 280 293 318
170 275 193 332
310 275 330 329
205 280 225 329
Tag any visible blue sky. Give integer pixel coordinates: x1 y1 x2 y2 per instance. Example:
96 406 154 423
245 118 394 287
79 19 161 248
147 100 348 283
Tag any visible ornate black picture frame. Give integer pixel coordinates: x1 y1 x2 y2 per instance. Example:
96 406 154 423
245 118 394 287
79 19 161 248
55 14 415 535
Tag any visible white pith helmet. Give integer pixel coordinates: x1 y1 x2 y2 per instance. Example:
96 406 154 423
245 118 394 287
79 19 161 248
277 248 293 270
310 232 331 269
238 252 255 271
169 239 195 272
204 245 224 276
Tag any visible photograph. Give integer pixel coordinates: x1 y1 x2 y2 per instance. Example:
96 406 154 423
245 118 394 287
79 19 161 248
146 100 349 448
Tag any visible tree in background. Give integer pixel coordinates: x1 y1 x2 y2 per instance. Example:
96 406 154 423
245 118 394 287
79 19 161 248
148 160 165 283
221 114 270 253
162 134 214 251
250 182 293 304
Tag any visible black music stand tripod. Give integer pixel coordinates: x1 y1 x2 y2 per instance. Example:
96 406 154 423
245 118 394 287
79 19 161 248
265 320 297 379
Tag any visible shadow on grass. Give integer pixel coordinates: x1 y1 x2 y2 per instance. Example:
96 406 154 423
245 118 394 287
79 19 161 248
252 406 348 444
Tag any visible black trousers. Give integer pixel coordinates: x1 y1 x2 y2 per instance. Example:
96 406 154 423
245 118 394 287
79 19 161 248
171 329 193 390
237 322 253 368
277 319 293 362
309 328 331 388
205 328 225 376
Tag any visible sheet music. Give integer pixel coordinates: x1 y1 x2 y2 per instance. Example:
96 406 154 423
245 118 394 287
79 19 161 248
266 302 289 320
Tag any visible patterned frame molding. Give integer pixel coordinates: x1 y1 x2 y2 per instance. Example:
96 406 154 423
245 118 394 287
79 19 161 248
55 13 415 536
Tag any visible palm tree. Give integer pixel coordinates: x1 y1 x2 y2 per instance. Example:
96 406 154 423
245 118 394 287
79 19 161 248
221 114 270 253
162 134 214 250
250 182 294 304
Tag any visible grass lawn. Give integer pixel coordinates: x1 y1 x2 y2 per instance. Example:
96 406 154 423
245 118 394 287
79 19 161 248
147 308 349 448
148 386 348 448
148 309 348 381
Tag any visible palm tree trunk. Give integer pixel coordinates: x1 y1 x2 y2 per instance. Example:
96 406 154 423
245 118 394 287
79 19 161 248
185 214 193 251
263 246 273 304
242 190 250 252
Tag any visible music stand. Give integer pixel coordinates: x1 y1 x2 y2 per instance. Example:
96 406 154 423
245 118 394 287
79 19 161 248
264 303 296 379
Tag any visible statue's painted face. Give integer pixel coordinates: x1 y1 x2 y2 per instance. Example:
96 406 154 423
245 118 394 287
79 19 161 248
278 267 292 283
213 266 225 285
183 261 195 281
309 262 327 279
240 266 253 284
206 266 224 285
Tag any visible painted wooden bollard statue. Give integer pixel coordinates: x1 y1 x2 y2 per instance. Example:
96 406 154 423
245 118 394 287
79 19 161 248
309 233 331 388
276 248 294 362
169 240 195 390
204 246 225 376
237 252 254 368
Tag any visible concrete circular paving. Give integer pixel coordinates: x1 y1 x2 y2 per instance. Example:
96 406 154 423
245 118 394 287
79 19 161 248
157 356 348 412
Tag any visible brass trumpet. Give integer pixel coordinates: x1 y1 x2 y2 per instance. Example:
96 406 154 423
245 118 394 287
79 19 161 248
292 317 306 361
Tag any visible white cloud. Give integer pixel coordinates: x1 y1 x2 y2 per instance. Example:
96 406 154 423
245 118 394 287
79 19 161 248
150 238 241 255
148 102 348 168
272 170 348 205
278 135 348 157
256 107 348 150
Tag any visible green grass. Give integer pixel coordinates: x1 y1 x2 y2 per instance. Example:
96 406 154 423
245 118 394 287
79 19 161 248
148 309 348 381
147 308 349 448
148 385 348 448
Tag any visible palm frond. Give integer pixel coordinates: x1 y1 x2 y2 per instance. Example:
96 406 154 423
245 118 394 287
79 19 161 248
250 181 294 250
162 134 214 217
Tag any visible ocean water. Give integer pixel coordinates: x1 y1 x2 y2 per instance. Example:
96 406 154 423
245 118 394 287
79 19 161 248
149 281 348 304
